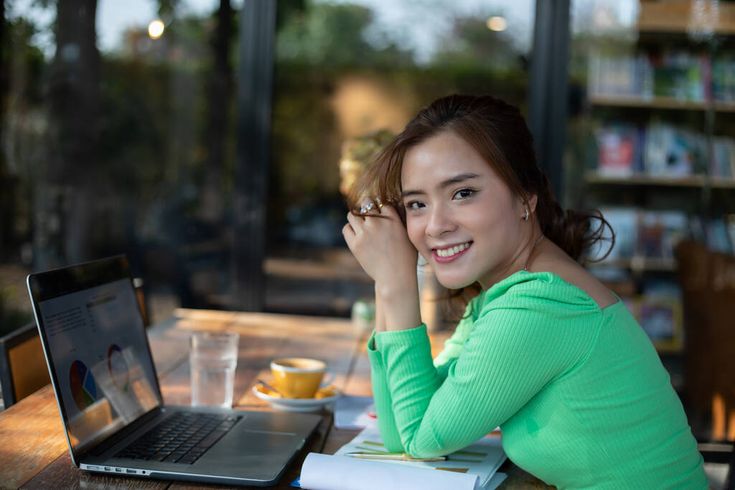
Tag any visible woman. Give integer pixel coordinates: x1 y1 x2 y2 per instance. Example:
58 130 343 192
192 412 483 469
342 94 706 489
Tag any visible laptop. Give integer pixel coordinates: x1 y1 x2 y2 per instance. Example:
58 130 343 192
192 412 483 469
27 255 322 486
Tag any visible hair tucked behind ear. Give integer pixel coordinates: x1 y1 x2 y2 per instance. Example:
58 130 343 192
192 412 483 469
535 173 615 263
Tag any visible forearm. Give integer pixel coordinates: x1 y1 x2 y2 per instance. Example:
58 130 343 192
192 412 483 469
375 280 421 332
367 337 404 452
374 285 386 332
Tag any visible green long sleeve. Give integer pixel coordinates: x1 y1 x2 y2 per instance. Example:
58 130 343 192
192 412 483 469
367 271 707 489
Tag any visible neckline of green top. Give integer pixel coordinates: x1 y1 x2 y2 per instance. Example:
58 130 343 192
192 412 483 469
486 269 623 312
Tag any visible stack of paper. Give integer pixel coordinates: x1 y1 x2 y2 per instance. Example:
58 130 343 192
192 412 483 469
298 427 506 490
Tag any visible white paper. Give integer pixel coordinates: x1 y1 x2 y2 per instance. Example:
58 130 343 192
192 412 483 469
300 452 480 490
334 396 375 430
333 427 505 487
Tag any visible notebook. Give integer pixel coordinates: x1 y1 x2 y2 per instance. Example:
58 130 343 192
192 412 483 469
27 255 321 487
298 426 507 490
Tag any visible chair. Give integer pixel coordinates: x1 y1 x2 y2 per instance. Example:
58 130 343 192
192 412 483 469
675 240 735 487
676 240 735 441
0 323 50 408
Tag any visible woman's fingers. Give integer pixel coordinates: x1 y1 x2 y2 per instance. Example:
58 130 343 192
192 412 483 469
342 222 354 239
346 212 363 234
379 204 399 220
344 203 402 244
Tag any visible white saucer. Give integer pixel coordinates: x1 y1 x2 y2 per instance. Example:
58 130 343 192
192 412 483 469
252 385 341 412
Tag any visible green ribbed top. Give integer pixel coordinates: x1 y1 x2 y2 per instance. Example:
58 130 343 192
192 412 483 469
367 271 707 489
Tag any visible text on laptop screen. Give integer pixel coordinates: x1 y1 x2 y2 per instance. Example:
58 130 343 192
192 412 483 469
38 278 160 452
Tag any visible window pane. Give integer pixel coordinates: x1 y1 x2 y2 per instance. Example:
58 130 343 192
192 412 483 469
1 0 241 328
269 0 536 316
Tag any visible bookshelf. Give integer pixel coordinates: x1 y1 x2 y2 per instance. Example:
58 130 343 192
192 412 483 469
637 0 735 36
589 95 735 113
585 172 735 189
569 1 735 354
587 257 677 272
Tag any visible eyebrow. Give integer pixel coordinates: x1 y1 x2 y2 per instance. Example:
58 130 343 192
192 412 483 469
401 172 480 198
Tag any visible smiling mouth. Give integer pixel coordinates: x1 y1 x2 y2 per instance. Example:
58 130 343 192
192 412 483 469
432 241 472 262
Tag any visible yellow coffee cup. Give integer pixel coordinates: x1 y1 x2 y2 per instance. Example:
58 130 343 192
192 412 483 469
270 358 327 399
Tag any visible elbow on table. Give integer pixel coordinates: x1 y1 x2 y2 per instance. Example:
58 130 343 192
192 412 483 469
402 436 448 459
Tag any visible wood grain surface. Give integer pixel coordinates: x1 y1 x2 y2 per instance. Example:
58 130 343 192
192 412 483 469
0 309 546 489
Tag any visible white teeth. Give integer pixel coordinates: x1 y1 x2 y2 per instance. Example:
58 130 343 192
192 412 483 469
436 242 470 258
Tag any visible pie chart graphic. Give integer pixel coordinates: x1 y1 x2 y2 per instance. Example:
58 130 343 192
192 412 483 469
69 360 98 411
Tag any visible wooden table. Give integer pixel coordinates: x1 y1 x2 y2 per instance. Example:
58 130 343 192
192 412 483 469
0 309 545 489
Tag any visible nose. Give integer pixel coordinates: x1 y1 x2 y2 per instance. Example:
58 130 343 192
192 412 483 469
425 203 456 238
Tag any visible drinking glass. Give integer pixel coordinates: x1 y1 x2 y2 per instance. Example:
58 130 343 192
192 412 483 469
190 331 239 407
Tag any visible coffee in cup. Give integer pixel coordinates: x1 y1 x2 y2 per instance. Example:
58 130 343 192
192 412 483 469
270 358 327 399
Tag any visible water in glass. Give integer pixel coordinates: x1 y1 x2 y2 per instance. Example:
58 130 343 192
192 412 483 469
190 332 239 407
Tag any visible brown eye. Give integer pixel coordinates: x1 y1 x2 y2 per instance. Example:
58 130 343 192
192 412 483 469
453 188 476 200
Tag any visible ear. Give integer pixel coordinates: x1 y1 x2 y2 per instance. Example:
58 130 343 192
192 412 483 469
527 194 538 214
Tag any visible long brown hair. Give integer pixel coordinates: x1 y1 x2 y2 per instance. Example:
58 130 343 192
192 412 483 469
349 94 613 264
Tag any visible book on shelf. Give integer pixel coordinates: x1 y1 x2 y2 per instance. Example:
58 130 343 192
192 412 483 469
711 137 735 179
587 207 638 262
688 215 735 254
587 208 691 263
652 51 707 102
637 210 688 259
623 280 684 352
644 123 701 177
587 49 735 103
595 125 643 176
297 426 507 490
587 213 734 348
588 52 651 98
592 121 735 179
727 215 735 253
712 55 735 103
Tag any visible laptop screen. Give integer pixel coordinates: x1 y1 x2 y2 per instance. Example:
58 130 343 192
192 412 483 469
28 256 163 455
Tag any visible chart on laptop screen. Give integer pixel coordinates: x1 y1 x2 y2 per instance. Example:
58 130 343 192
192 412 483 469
38 278 160 450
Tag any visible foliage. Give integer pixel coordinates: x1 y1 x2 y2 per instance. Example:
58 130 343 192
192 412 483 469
0 286 32 335
276 1 413 67
1 0 532 261
433 13 521 73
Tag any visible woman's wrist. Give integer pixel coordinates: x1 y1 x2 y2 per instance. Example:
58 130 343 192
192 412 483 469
375 281 421 331
374 292 387 332
374 279 418 302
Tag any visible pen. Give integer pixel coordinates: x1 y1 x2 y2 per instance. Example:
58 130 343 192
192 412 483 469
345 452 447 462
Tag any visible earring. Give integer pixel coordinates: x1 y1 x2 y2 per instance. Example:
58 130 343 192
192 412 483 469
523 207 529 221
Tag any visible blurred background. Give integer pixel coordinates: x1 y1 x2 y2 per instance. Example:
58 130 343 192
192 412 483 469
0 0 536 323
1 0 735 450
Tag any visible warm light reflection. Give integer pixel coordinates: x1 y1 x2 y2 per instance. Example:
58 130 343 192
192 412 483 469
330 76 413 138
486 16 507 32
148 19 165 40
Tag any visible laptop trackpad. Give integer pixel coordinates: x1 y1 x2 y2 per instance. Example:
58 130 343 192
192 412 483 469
195 426 301 477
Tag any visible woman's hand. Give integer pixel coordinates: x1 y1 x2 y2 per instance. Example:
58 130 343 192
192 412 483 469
343 205 421 331
343 205 417 289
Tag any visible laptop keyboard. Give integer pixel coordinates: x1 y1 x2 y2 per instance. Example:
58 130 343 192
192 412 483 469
116 412 242 465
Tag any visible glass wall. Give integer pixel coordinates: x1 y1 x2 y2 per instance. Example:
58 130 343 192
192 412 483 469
267 0 536 315
1 0 241 331
0 0 537 332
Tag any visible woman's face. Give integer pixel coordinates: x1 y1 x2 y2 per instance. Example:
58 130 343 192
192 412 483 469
401 130 528 289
